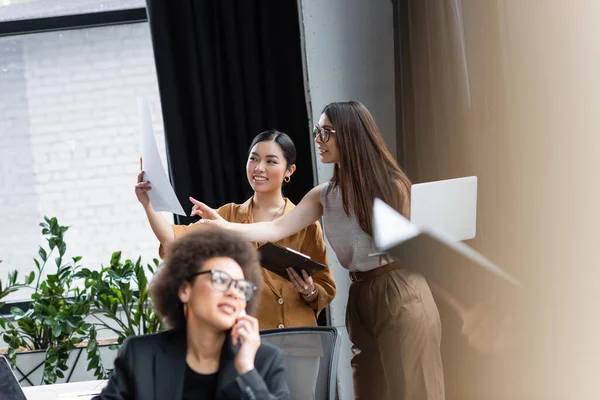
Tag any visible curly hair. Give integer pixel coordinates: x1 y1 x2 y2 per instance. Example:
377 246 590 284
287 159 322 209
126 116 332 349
149 227 263 331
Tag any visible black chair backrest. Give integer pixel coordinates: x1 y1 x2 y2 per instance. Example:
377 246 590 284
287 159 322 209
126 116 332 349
260 326 342 400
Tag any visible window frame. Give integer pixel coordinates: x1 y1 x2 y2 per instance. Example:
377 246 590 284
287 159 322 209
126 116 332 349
0 7 147 37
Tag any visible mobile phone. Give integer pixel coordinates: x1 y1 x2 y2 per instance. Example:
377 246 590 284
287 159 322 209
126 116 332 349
231 309 247 351
238 309 247 343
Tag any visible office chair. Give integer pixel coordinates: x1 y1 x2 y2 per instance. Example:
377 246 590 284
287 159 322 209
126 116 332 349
260 326 342 400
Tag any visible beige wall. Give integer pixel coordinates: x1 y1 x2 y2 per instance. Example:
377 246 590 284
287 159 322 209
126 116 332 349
402 0 600 398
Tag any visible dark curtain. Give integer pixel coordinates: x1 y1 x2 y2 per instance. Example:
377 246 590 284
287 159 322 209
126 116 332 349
146 0 313 225
393 0 419 181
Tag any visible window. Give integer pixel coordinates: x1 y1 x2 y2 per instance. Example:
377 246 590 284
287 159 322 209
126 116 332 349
0 22 170 299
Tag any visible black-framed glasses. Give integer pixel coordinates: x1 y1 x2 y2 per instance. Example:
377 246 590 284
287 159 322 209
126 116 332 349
313 125 336 143
188 269 257 301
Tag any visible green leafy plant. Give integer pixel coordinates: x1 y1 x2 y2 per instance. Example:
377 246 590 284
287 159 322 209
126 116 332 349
0 218 165 384
0 261 25 312
0 261 26 330
1 217 93 384
77 251 165 378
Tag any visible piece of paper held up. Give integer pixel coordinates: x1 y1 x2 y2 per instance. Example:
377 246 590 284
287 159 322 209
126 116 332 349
372 199 522 308
138 98 186 216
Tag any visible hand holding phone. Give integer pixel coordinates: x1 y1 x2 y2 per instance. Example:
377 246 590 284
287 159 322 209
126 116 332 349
238 310 247 342
231 310 260 375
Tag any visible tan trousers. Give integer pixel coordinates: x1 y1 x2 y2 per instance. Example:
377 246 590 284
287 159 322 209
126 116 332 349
346 264 445 400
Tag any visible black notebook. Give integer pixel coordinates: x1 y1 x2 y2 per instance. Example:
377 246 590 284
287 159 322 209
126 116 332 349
258 242 326 281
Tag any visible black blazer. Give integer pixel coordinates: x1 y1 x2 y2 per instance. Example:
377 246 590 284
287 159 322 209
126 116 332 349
93 330 290 400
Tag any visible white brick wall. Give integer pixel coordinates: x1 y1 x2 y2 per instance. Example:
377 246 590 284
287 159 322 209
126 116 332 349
0 23 171 299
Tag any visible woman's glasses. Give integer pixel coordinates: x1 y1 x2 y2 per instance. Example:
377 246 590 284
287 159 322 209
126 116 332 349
313 125 336 143
188 269 257 301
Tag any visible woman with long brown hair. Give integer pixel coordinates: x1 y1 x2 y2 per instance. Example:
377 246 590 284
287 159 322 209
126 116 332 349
195 101 444 400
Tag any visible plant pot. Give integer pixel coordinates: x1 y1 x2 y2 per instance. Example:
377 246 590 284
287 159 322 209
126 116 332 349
10 349 46 387
1 340 119 386
55 341 119 384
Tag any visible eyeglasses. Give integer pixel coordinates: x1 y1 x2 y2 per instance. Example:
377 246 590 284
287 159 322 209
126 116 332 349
188 269 257 302
313 125 336 143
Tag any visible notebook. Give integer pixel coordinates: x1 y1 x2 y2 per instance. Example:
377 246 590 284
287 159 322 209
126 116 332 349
258 242 326 281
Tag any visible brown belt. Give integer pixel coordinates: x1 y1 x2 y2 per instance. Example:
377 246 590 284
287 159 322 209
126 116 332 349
349 262 402 283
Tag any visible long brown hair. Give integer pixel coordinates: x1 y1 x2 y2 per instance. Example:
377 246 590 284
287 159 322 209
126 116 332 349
324 100 411 236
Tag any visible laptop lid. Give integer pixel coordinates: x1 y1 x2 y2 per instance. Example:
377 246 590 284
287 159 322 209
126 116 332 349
410 176 478 241
0 355 27 400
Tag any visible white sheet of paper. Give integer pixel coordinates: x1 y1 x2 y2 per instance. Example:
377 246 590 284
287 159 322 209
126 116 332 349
138 98 186 216
373 199 521 307
373 199 518 283
373 198 420 249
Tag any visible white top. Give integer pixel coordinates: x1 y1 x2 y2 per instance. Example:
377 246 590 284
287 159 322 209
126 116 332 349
320 182 387 272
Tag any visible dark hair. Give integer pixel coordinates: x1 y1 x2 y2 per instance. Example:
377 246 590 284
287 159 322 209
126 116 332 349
149 227 263 331
248 129 296 167
324 101 412 235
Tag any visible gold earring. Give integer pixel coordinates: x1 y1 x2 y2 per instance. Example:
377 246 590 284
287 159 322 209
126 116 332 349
284 176 291 183
183 303 188 317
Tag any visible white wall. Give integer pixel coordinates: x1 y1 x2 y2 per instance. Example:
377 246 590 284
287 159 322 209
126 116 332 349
0 23 169 298
299 1 396 398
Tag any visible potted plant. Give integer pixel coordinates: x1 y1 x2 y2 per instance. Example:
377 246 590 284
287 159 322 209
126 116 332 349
0 217 93 385
0 217 165 385
78 251 165 379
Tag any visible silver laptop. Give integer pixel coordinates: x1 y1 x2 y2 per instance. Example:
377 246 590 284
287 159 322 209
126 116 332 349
410 176 477 241
0 355 27 400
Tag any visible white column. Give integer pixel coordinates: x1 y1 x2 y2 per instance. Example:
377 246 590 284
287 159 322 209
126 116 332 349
298 1 396 398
